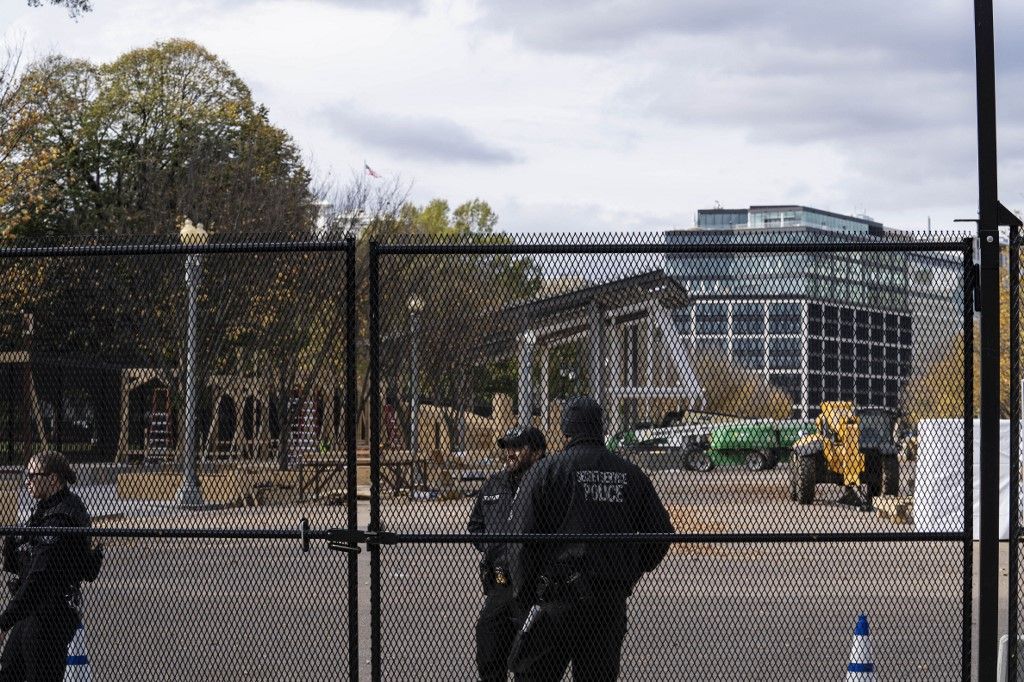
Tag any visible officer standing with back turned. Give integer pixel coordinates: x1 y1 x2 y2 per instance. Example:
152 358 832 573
468 426 547 682
506 396 673 681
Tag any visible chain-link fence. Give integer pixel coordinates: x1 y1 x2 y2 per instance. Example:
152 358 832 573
369 231 973 681
0 229 983 680
0 235 357 680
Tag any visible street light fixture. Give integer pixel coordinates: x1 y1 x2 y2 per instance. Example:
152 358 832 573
407 294 424 458
176 218 207 508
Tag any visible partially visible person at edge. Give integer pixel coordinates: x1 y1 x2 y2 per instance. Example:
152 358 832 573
468 426 547 682
0 451 92 682
505 397 673 682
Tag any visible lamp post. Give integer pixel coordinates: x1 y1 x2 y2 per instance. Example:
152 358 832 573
176 218 207 508
407 294 424 458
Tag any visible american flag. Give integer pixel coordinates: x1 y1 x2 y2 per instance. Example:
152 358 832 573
364 162 382 179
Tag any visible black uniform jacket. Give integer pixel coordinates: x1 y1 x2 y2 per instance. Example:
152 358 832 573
507 438 674 600
467 469 523 570
0 487 91 631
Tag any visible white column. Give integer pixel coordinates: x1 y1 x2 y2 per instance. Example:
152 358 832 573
539 345 550 431
588 301 604 403
517 331 536 427
641 313 655 423
607 323 624 436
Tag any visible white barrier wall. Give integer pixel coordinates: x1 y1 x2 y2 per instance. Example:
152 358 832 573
914 418 1020 540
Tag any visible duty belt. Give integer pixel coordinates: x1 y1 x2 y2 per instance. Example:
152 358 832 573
536 572 592 603
492 567 509 586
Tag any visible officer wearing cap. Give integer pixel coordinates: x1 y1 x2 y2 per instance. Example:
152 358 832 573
468 426 546 682
506 396 673 681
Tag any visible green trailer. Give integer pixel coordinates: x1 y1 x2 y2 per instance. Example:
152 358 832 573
691 419 816 471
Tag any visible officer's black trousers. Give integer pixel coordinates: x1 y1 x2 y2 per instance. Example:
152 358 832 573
475 585 521 681
0 606 78 682
510 593 629 682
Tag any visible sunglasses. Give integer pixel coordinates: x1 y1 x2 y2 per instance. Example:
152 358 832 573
25 471 51 480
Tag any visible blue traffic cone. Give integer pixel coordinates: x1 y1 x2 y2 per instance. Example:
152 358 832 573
846 613 877 681
64 621 91 681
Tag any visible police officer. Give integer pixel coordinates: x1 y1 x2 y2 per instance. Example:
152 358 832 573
506 397 673 681
468 426 547 682
0 451 93 681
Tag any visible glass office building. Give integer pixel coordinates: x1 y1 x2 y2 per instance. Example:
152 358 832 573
667 206 963 418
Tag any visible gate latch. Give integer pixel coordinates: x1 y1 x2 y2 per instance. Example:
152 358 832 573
325 528 397 554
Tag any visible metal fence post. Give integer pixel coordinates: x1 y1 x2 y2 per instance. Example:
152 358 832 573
1009 219 1021 680
368 241 382 682
345 236 360 680
963 240 976 681
972 1 1001 678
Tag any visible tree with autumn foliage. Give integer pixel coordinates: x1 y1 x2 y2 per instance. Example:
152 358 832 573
1 39 311 240
0 40 322 462
0 38 315 387
903 261 1015 423
1 39 316 377
690 347 792 419
324 187 543 449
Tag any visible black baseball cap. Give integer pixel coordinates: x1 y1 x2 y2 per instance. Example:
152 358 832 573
497 426 547 451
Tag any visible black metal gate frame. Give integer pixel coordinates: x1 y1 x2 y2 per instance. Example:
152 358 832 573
0 237 362 679
1009 222 1020 681
0 235 980 680
367 237 976 682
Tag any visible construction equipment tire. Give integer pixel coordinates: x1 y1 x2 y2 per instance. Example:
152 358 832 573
881 456 899 496
688 450 714 472
745 450 769 472
796 455 816 504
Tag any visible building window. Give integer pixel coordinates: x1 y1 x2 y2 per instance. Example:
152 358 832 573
733 337 765 369
769 337 801 370
768 302 801 334
732 302 765 335
694 302 728 335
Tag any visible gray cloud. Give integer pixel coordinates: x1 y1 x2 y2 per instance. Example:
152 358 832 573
476 1 1004 72
215 0 425 11
498 199 686 234
632 53 976 143
476 1 1020 163
319 102 521 164
311 0 425 12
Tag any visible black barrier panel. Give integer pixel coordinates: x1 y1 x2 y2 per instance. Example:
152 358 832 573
0 234 357 680
370 231 973 681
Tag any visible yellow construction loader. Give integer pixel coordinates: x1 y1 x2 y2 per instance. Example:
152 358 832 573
788 402 900 511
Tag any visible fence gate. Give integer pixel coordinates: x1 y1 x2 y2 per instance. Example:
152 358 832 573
368 232 974 681
0 235 358 680
0 230 982 680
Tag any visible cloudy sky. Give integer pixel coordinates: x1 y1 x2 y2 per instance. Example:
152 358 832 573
3 0 1023 233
